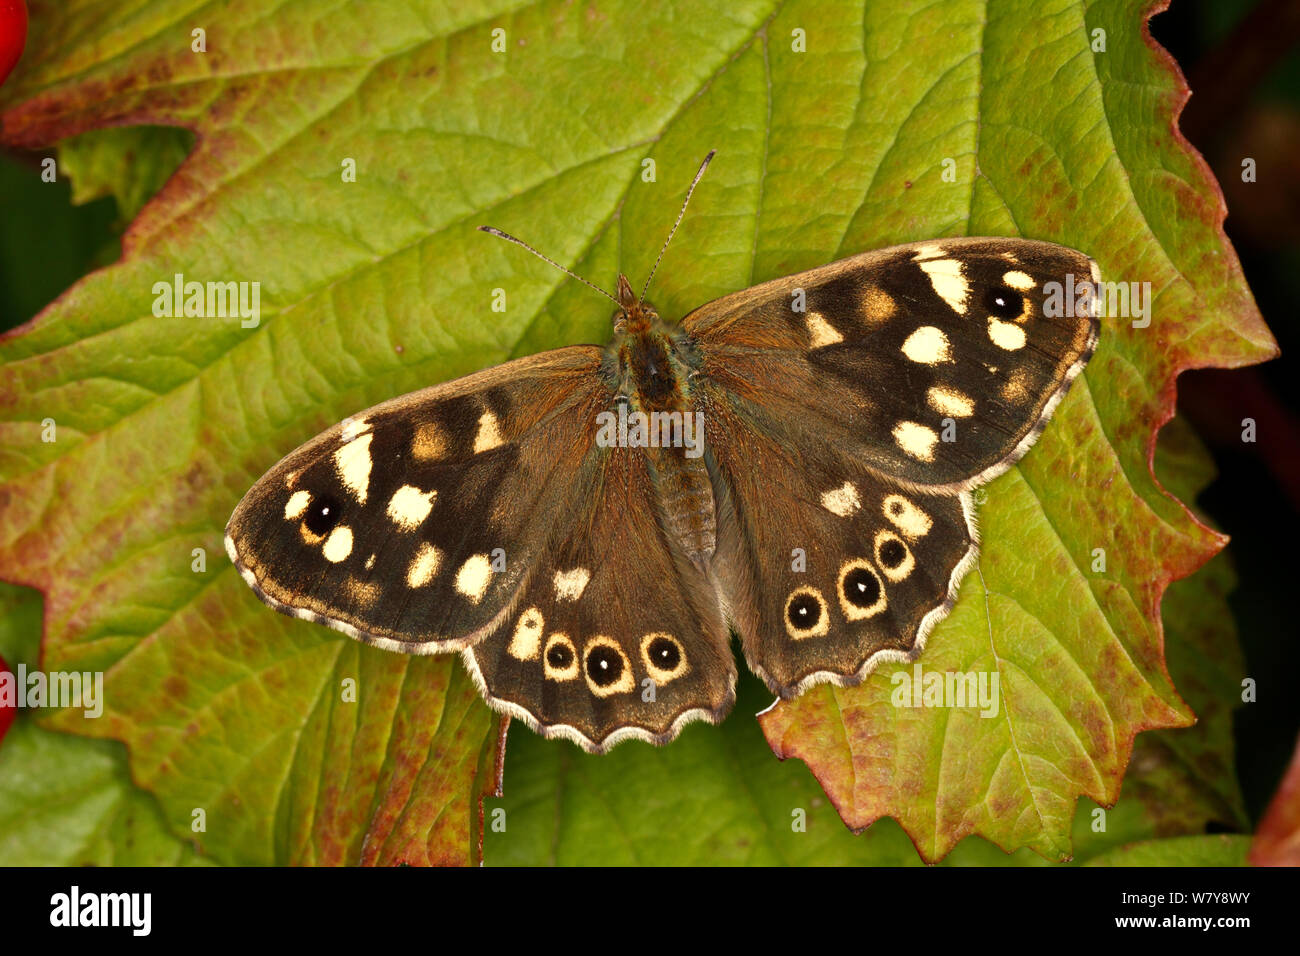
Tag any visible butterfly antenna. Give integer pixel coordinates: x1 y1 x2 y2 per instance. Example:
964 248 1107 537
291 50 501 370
641 149 715 304
477 226 620 306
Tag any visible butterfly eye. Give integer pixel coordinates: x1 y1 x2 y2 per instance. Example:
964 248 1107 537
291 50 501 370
984 286 1023 319
873 530 916 582
837 560 887 622
583 639 634 696
303 493 344 536
542 634 580 682
788 595 821 628
641 633 688 683
648 637 680 670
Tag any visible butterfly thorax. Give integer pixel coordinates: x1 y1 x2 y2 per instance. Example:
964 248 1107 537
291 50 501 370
609 275 716 565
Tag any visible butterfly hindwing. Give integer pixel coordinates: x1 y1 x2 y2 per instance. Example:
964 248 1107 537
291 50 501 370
464 444 736 751
687 237 1099 489
709 410 977 694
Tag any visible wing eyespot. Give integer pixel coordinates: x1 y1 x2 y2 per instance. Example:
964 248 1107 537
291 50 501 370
837 559 887 621
784 586 830 640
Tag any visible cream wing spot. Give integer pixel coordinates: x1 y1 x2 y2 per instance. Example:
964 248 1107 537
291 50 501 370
333 433 373 505
455 554 493 603
916 255 970 314
507 607 544 661
543 634 580 681
805 311 843 348
927 386 974 418
988 317 1027 350
322 526 353 563
406 543 442 587
901 326 952 365
553 567 591 602
1002 367 1032 404
1002 270 1036 291
883 494 933 539
284 490 310 520
412 422 447 460
892 421 939 461
861 284 897 323
346 576 380 607
386 484 437 530
784 587 830 640
821 482 861 517
473 410 503 454
340 417 372 442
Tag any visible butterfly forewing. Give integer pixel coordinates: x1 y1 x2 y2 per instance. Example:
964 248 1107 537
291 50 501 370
687 238 1099 489
226 348 612 651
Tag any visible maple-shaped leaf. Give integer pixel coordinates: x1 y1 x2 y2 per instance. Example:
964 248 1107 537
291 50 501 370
0 0 1276 866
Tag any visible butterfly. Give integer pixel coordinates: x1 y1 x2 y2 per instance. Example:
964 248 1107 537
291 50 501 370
226 152 1099 753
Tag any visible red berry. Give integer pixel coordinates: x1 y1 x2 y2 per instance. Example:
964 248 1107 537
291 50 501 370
0 653 14 746
0 0 28 88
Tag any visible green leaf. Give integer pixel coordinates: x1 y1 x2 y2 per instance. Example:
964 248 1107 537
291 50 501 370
58 126 195 225
755 0 1275 859
0 0 1274 866
0 581 209 865
1082 834 1251 867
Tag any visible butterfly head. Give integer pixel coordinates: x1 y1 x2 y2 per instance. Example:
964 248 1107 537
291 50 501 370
615 273 658 336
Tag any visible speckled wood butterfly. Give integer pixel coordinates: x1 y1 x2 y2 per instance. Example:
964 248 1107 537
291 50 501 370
226 153 1099 753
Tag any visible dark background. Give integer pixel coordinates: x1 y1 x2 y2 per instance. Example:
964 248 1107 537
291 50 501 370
1 0 1296 828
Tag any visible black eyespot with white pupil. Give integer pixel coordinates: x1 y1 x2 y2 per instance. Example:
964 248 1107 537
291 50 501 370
843 566 881 607
304 494 343 535
648 637 680 671
984 286 1022 318
586 645 624 687
787 593 822 629
879 539 907 569
546 642 573 670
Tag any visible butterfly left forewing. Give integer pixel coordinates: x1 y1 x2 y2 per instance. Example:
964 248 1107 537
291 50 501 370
226 347 612 651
